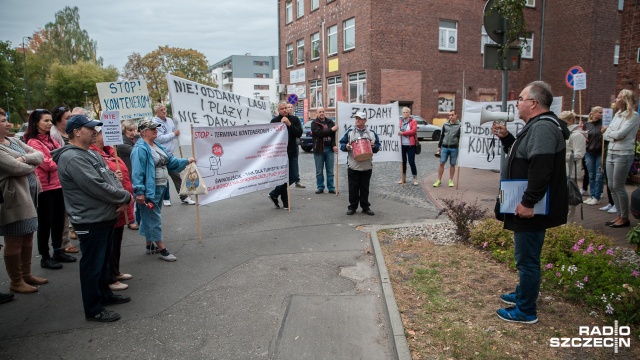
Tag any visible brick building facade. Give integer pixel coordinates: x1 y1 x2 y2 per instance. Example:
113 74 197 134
617 0 640 99
278 0 621 122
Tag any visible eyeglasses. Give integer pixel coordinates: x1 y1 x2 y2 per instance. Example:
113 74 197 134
516 97 536 105
58 106 68 112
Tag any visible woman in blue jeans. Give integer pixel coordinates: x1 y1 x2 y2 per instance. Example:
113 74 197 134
583 106 604 205
603 90 640 228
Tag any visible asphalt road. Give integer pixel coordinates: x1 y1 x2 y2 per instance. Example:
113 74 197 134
0 140 442 360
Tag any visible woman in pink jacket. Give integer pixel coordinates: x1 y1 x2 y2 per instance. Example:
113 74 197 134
397 107 419 186
25 109 77 270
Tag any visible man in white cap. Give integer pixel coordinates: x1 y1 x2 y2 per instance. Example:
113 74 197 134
339 111 380 215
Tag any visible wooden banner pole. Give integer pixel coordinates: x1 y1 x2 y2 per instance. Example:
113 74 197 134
191 124 202 242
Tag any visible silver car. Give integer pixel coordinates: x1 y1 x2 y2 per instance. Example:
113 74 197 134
411 115 441 141
14 123 27 142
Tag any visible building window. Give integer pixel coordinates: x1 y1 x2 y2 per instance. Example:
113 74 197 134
286 43 293 67
519 34 534 59
327 25 337 56
439 20 458 52
286 1 293 23
309 80 323 109
296 0 304 18
327 76 342 108
481 26 497 54
297 39 305 64
348 72 366 104
253 61 269 66
343 18 355 51
614 44 620 65
327 0 335 3
311 32 320 60
526 0 535 7
254 73 269 78
254 85 270 90
311 0 319 11
618 0 624 11
438 93 455 113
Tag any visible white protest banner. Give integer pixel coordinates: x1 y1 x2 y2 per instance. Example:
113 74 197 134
192 123 289 205
573 73 587 91
100 111 123 146
96 80 152 120
602 108 614 126
458 97 563 170
166 74 272 144
336 101 401 164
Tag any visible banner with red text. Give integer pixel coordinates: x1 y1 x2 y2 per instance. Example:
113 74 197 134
192 123 289 205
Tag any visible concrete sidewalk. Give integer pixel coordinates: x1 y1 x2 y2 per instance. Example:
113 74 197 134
422 166 637 250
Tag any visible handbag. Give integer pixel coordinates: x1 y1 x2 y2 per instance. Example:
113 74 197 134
567 151 584 219
414 134 421 155
179 163 208 196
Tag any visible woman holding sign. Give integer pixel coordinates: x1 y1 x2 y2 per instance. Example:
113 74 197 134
90 127 134 290
602 90 640 228
131 120 195 262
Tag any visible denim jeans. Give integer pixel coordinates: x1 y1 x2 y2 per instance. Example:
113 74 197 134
139 185 167 243
584 153 604 200
291 147 300 183
401 145 417 176
314 147 335 191
77 225 115 318
513 230 545 316
606 153 634 218
439 147 459 166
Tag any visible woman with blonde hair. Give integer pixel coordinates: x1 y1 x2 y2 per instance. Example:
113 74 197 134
559 111 586 222
603 89 640 228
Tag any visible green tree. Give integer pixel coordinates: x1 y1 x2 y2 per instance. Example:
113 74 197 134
46 61 119 113
38 6 100 65
0 41 26 123
123 46 216 104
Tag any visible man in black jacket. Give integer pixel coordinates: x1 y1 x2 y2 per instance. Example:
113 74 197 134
311 107 338 194
492 81 570 324
268 101 303 209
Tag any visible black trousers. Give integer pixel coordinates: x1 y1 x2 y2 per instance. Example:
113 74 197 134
347 168 372 211
109 226 125 284
37 188 66 259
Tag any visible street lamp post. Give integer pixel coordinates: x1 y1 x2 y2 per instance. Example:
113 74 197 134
22 36 32 111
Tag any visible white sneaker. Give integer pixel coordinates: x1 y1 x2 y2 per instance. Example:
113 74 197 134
586 198 600 205
607 205 618 214
580 189 588 196
163 200 171 206
159 253 177 262
181 197 196 205
599 203 613 211
583 197 593 204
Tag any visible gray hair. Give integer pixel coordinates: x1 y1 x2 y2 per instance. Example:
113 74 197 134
121 119 138 134
525 81 553 109
71 107 86 115
154 103 166 112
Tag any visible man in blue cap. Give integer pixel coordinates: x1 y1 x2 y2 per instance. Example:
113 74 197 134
52 115 132 322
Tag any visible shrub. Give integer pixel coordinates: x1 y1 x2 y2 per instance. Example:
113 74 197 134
436 198 487 243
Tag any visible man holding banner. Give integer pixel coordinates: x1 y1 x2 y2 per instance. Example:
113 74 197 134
268 101 303 209
286 103 305 189
339 111 380 216
152 104 196 206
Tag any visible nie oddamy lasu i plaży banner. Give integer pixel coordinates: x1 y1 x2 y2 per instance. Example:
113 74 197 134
166 74 272 144
336 101 401 165
192 123 289 205
457 97 562 171
96 80 152 120
100 111 123 146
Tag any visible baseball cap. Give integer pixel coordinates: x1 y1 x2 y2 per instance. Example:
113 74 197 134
354 111 367 120
138 120 161 131
65 115 103 134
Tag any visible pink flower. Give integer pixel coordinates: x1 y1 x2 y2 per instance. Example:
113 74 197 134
597 244 605 251
584 276 589 282
583 243 595 255
482 242 488 249
501 241 505 247
556 272 562 277
606 248 614 256
632 270 640 278
577 238 585 246
545 263 553 270
572 244 580 251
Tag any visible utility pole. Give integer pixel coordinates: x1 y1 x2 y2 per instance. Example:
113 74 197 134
22 36 32 111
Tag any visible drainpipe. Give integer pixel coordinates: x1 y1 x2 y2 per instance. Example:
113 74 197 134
538 0 546 80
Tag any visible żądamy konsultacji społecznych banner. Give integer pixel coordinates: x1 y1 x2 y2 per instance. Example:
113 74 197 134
192 123 289 205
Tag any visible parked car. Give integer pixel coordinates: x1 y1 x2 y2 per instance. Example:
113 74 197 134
14 123 27 142
300 122 313 152
411 115 441 141
630 187 640 219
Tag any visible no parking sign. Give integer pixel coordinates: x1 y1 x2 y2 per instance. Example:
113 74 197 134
565 66 584 89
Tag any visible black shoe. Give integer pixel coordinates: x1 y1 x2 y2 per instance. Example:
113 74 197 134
315 189 324 194
609 220 630 228
346 209 355 215
0 292 14 304
605 221 615 226
53 252 77 263
87 309 121 322
328 190 336 194
40 258 63 270
104 295 131 305
268 194 280 208
362 209 375 216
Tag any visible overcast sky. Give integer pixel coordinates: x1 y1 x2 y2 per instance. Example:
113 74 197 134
1 0 279 72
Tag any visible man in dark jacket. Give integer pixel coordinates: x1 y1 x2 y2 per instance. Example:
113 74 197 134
268 101 303 209
311 107 338 194
492 81 570 324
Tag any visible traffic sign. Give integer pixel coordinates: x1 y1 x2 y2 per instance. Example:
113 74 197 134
287 94 298 105
565 66 584 89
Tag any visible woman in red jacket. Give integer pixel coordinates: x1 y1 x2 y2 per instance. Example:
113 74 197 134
25 109 77 270
397 107 419 186
90 126 134 291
